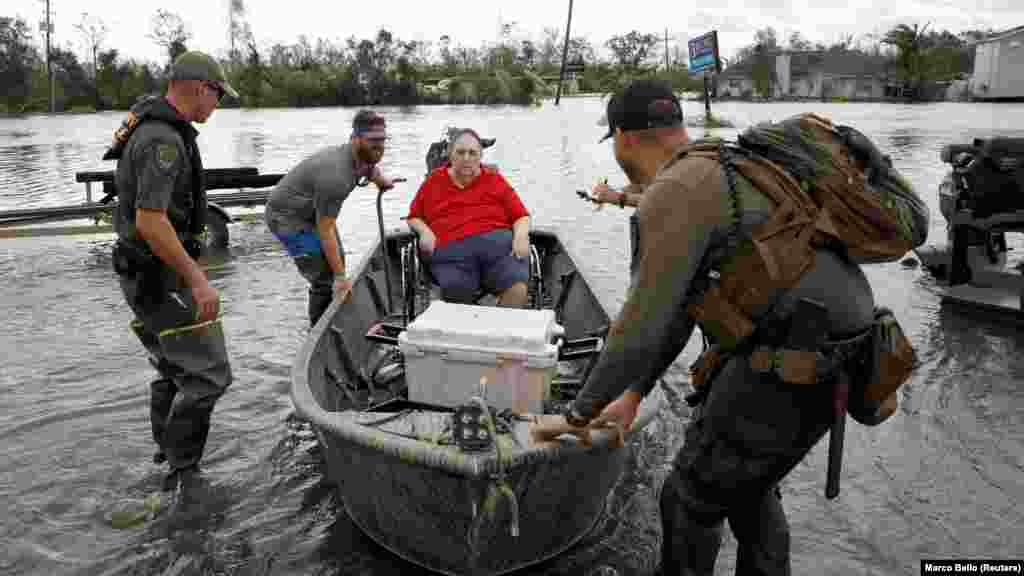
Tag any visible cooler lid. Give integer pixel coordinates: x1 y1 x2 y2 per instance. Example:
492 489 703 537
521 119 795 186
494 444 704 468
400 301 565 355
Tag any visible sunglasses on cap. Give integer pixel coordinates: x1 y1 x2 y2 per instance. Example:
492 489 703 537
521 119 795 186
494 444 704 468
354 129 388 143
205 81 226 101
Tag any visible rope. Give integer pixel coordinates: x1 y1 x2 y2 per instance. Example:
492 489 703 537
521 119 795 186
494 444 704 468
156 318 221 338
718 142 743 254
467 395 520 541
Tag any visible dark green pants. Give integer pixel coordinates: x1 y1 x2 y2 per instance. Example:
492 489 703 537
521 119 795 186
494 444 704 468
291 237 349 327
659 353 834 576
292 251 336 327
266 219 343 327
120 274 233 472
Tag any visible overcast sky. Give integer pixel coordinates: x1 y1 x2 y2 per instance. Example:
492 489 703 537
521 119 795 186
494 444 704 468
8 0 1023 66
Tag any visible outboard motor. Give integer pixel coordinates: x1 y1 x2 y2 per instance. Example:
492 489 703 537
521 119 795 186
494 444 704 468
937 138 1024 281
424 127 497 174
940 138 1024 219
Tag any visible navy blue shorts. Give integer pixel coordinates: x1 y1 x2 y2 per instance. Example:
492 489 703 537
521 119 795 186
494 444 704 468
425 229 529 302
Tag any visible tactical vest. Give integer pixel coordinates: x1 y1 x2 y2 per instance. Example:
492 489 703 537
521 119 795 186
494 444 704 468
103 95 207 241
678 115 922 425
682 114 928 353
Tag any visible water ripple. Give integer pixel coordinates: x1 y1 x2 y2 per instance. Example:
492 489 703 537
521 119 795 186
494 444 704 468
2 100 1023 575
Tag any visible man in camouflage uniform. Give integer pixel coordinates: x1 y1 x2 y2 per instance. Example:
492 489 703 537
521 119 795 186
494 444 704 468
532 79 926 575
107 51 238 490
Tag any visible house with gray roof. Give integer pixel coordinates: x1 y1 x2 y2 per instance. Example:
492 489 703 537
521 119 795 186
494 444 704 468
717 50 898 100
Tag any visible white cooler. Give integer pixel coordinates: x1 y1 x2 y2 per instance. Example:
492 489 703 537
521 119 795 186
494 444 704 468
398 301 566 414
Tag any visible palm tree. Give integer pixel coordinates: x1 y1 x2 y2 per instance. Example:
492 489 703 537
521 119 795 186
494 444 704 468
882 22 930 99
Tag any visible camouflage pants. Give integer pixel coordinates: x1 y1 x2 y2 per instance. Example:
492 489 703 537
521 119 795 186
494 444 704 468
659 352 834 576
120 274 233 472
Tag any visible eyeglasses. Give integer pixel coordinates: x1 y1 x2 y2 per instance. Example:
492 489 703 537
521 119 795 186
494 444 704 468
205 82 226 102
450 147 480 159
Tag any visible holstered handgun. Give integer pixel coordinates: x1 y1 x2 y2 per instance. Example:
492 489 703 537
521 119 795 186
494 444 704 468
112 241 166 307
686 345 724 407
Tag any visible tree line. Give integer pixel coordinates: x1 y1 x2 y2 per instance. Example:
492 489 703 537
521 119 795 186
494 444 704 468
0 9 999 114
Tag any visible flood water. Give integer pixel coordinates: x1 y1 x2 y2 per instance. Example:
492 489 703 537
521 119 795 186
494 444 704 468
1 98 1023 576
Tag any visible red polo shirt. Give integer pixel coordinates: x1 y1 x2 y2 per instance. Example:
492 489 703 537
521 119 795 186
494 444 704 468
407 167 529 249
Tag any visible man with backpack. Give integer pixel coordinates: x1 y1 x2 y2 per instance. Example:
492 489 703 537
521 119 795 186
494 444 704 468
531 79 927 574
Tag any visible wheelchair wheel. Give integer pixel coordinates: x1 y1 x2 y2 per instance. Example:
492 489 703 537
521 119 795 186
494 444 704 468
528 244 545 310
401 241 419 324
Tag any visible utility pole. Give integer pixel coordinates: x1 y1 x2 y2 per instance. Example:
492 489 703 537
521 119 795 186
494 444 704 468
43 0 55 113
229 2 235 60
554 0 574 105
665 29 670 72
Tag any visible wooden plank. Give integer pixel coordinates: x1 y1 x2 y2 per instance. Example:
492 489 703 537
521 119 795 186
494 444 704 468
207 173 283 190
0 213 265 238
0 224 113 238
0 188 278 227
950 209 1024 230
940 283 1023 317
74 167 260 183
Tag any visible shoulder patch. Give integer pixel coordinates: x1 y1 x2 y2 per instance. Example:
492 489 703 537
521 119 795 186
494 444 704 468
155 143 179 172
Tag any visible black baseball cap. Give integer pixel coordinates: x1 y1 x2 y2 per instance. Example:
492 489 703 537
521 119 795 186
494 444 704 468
598 79 684 142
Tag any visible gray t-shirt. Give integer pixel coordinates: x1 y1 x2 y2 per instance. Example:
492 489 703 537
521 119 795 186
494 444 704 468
114 121 195 252
266 144 359 234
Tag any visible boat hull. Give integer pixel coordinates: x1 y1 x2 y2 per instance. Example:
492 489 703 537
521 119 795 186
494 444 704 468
319 423 629 575
293 226 663 575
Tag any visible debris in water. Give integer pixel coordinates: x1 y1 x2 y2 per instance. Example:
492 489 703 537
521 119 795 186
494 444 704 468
109 493 163 529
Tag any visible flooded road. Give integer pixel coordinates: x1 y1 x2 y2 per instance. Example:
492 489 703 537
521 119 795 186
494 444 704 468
1 99 1022 575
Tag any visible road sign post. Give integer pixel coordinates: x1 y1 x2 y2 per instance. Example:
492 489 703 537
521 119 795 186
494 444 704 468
688 31 722 119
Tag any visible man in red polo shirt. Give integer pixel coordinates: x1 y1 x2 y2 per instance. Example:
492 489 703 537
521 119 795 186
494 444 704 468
406 128 531 307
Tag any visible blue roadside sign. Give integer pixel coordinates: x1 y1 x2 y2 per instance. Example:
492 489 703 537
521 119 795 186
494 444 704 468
688 31 721 74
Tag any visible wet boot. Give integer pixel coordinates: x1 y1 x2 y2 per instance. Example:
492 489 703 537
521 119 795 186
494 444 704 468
162 463 201 492
162 392 216 473
727 487 791 576
659 476 724 576
150 378 178 464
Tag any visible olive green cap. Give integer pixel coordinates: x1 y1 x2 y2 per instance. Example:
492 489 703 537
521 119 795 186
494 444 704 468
170 51 239 99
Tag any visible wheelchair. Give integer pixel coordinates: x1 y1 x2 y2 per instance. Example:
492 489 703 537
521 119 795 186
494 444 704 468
401 127 546 322
399 231 546 324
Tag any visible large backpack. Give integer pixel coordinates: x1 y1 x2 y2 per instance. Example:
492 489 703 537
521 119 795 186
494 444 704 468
685 112 929 350
684 113 926 425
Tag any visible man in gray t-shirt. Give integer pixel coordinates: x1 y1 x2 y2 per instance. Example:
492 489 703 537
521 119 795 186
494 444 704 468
266 110 402 326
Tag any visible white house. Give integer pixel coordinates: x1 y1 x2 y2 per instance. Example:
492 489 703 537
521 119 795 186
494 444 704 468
971 25 1024 101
